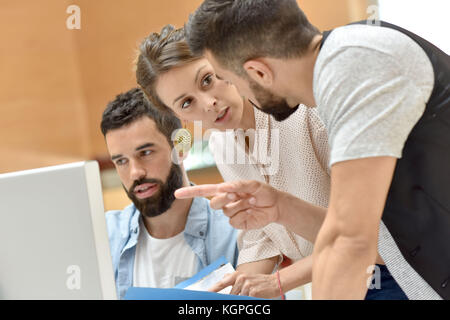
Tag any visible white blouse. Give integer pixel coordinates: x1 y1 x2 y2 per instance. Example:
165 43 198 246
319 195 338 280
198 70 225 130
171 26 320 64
208 104 331 265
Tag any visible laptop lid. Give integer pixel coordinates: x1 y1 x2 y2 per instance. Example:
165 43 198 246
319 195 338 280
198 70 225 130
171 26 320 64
0 161 117 299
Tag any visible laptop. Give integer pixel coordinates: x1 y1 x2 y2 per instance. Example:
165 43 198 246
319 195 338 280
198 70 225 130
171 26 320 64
0 161 117 299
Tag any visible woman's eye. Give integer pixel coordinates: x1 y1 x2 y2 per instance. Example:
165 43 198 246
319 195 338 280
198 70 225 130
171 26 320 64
181 98 192 109
202 74 213 87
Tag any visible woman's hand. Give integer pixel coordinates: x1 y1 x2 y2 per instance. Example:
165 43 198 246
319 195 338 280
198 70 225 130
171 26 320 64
208 271 280 299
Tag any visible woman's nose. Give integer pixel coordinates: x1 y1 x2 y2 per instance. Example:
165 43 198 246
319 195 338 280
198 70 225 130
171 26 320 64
203 96 219 113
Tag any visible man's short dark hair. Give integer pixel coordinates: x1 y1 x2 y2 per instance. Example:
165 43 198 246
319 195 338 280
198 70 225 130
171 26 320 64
185 0 320 75
100 88 181 148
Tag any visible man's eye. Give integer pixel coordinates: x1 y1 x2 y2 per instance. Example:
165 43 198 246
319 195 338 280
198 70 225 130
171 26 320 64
181 98 192 109
115 158 127 166
141 150 152 157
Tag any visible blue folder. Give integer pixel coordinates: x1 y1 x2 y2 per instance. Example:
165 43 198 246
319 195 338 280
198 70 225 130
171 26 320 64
124 287 264 300
174 256 229 289
124 256 265 300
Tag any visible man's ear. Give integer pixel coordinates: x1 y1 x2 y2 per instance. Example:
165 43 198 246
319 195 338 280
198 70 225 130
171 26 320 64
243 59 274 87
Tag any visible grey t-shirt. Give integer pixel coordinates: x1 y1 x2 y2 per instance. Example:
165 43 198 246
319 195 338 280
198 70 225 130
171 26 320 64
314 24 441 299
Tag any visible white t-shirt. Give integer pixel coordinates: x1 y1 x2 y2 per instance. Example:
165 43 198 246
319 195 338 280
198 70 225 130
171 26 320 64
133 217 198 288
314 24 439 299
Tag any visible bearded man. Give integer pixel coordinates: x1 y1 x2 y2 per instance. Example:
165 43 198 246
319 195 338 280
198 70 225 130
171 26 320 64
101 88 238 299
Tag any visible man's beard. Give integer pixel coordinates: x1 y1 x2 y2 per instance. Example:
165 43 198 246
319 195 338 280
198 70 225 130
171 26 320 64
124 163 184 218
249 79 298 121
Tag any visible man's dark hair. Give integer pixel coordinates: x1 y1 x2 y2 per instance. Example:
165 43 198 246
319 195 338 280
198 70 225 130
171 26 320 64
100 88 181 148
185 0 320 75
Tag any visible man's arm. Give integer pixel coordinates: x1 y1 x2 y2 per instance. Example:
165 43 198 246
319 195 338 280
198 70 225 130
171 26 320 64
175 181 326 243
277 193 326 243
312 156 396 299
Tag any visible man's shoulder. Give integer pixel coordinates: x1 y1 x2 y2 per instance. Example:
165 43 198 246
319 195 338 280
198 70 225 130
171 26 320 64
105 203 138 233
105 203 136 219
327 23 411 49
318 23 425 71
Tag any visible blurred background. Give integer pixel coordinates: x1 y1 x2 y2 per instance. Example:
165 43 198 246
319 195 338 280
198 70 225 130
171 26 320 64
1 0 449 211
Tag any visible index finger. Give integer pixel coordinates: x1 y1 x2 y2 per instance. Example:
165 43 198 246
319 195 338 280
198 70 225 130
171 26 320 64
175 184 222 199
208 272 237 292
218 180 261 195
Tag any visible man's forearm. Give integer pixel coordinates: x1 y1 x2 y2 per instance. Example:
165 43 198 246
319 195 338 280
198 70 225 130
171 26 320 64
277 191 327 243
310 157 395 299
311 216 378 299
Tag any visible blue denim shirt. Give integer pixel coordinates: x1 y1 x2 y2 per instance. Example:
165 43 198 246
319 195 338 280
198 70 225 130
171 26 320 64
105 196 239 299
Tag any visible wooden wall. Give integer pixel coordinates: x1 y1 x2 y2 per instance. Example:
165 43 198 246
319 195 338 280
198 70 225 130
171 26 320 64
0 1 90 171
0 0 204 173
0 0 369 174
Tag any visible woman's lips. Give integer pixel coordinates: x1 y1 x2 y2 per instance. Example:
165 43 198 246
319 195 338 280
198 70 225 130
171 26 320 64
214 106 231 124
134 183 159 199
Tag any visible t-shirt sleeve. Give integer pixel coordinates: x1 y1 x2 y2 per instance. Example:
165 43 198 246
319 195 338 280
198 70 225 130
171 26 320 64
315 46 430 166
